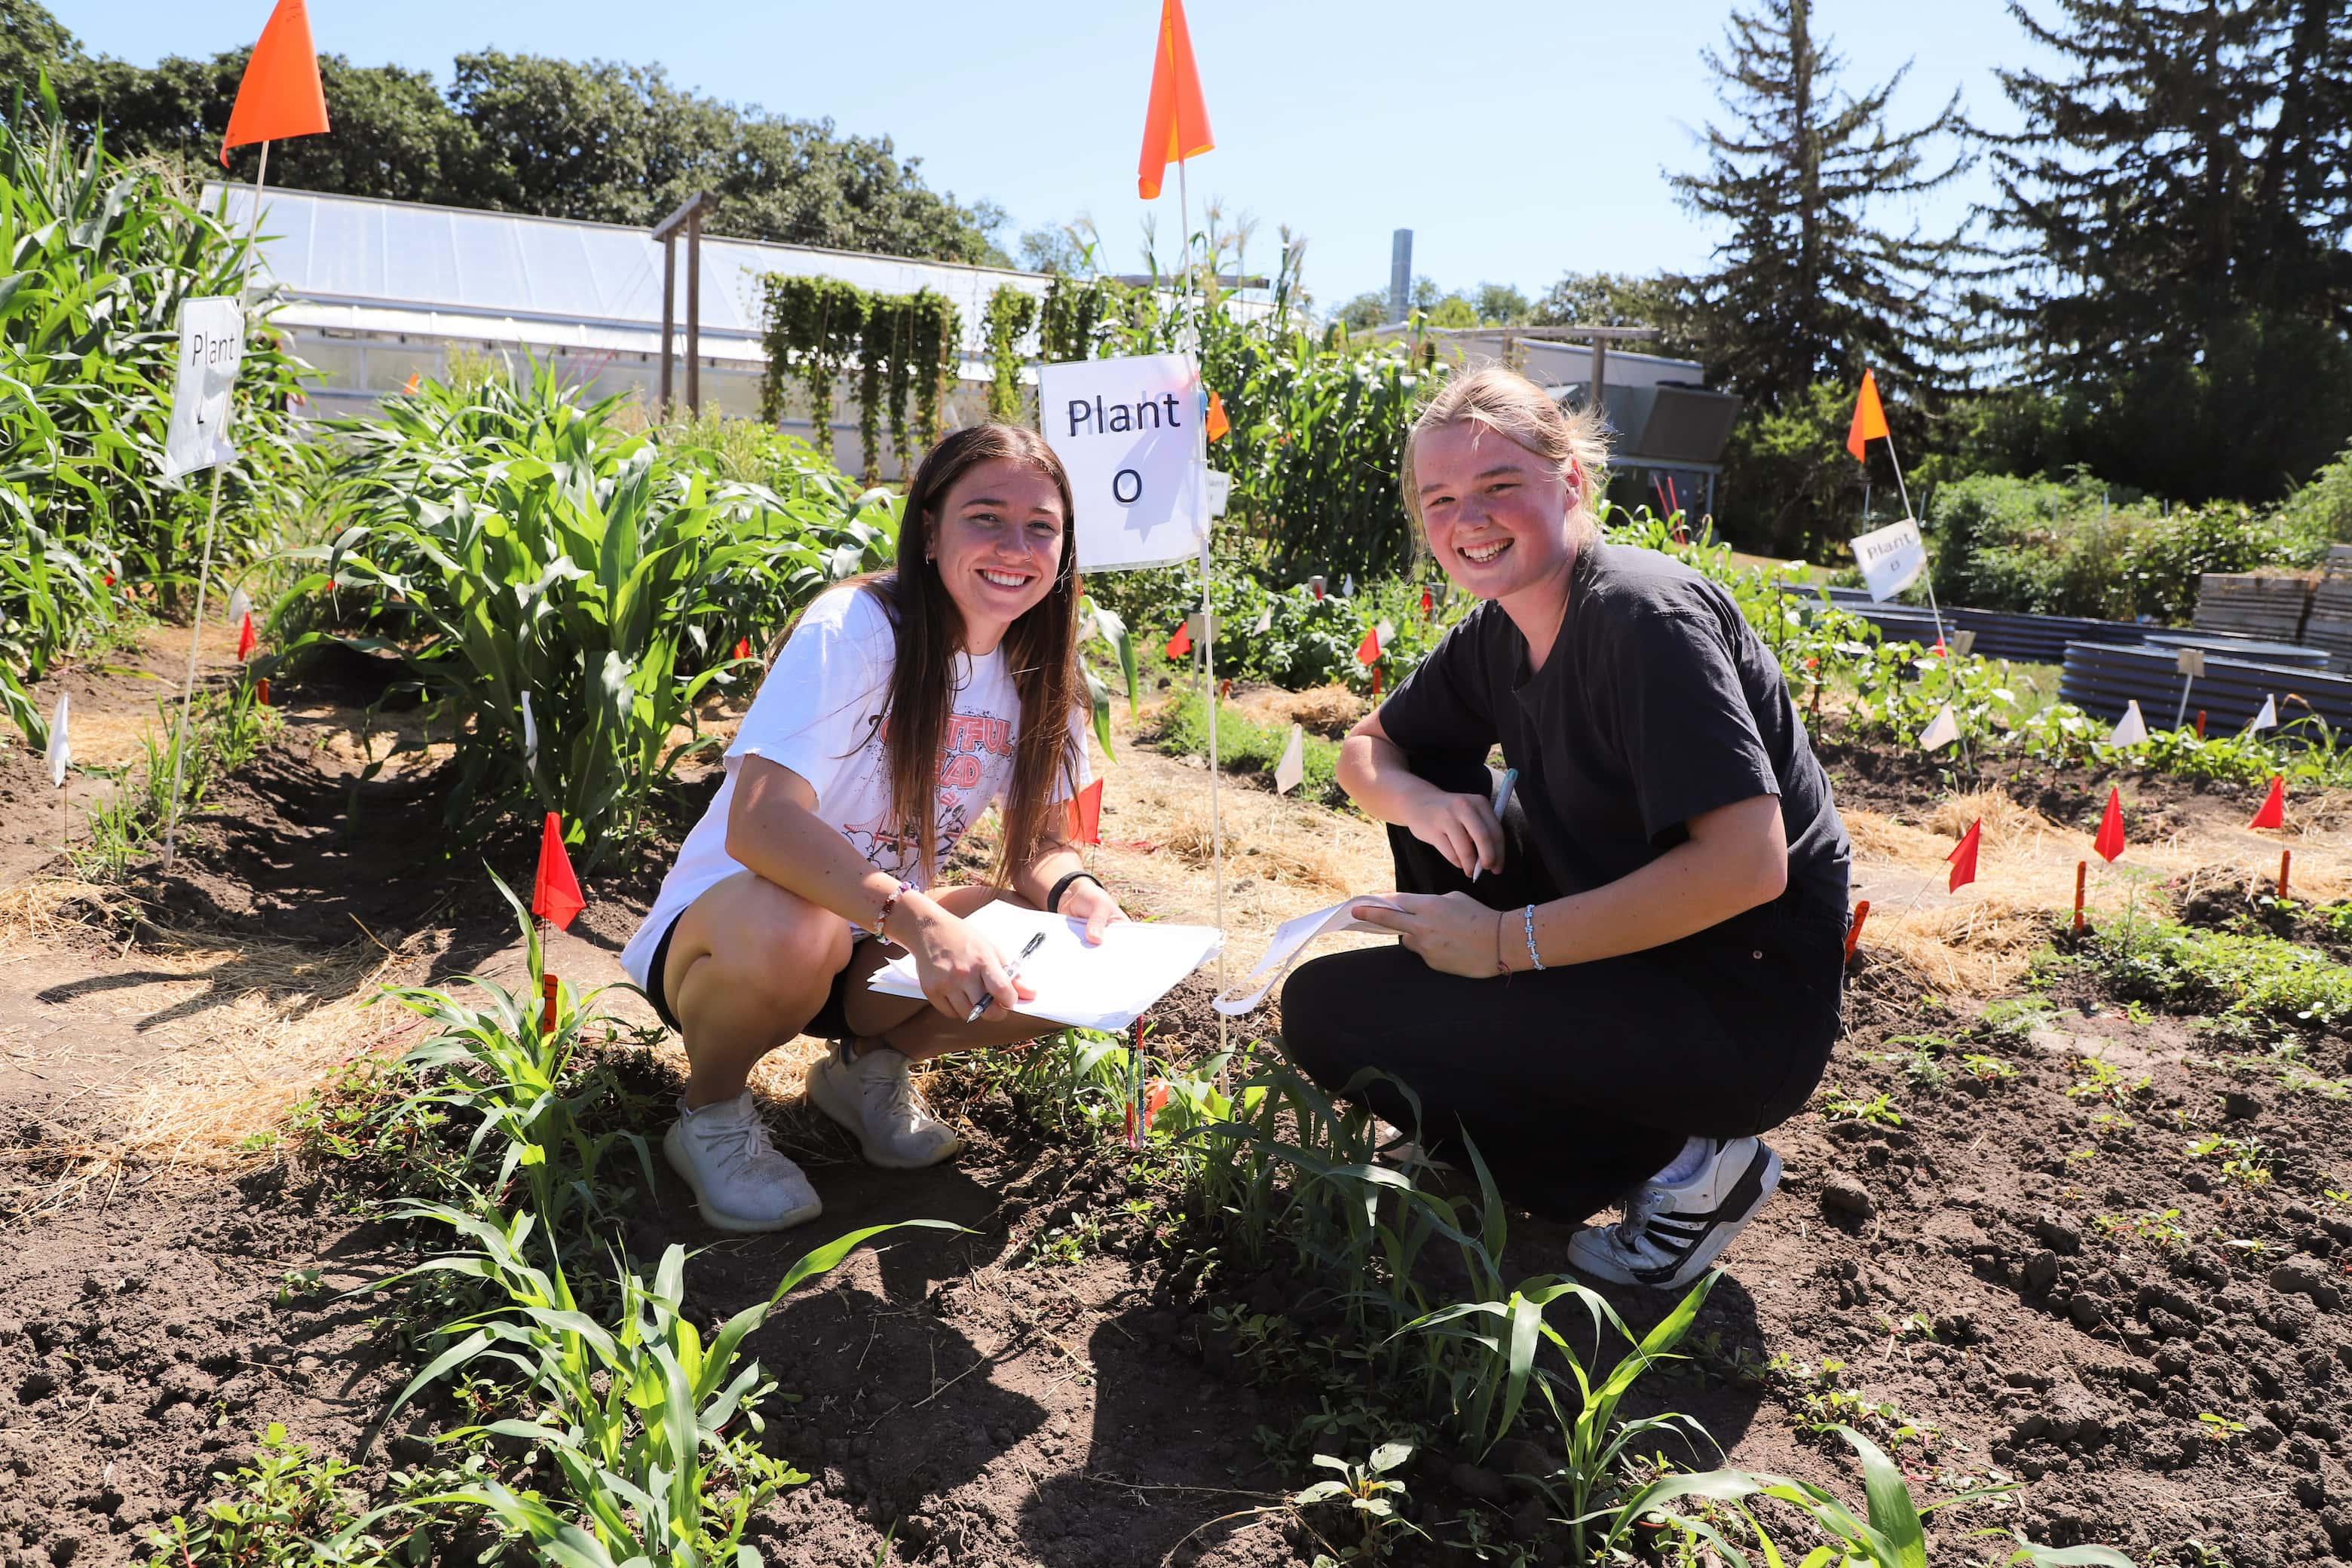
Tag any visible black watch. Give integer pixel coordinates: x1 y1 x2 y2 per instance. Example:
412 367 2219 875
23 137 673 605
1046 871 1102 914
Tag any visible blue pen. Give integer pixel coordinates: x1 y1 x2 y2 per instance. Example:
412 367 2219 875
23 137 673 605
1477 768 1518 880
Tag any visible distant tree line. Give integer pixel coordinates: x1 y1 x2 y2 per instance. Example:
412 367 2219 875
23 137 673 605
1 0 1009 265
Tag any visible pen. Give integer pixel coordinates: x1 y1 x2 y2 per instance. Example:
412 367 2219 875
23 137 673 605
968 930 1047 1023
1476 768 1518 881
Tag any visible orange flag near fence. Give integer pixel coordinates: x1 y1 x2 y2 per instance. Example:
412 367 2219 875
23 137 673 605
532 812 585 932
220 0 330 164
2249 774 2286 830
1136 0 1214 200
1205 389 1230 441
2093 787 2127 864
1946 819 1981 893
1845 370 1891 462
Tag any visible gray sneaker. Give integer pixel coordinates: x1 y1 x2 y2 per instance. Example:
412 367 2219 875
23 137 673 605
663 1092 822 1233
1567 1137 1782 1289
806 1040 963 1169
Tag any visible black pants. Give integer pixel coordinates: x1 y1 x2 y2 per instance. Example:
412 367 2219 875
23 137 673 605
1279 751 1847 1224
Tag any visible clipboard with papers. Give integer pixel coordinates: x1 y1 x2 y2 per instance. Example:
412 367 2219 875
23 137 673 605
865 900 1223 1032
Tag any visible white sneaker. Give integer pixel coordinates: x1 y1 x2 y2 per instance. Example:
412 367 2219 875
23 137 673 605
807 1040 964 1169
663 1092 823 1233
1567 1137 1782 1289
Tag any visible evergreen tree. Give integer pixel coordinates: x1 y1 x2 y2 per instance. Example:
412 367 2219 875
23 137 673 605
1984 0 2352 499
1670 0 1972 412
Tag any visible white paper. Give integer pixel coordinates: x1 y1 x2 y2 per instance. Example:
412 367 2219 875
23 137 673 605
2250 695 2277 731
2108 699 2148 747
44 694 69 789
161 296 245 479
1205 469 1232 518
1274 723 1304 796
1849 517 1925 602
1918 703 1959 752
1213 896 1398 1016
865 900 1221 1033
1037 354 1210 573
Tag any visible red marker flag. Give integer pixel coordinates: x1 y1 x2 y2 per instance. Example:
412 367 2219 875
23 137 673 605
1946 819 1981 893
1166 620 1193 659
1420 585 1435 618
235 611 257 661
2093 787 2126 864
219 0 331 165
532 811 586 932
2249 774 2285 830
1136 0 1214 200
733 637 753 661
1066 777 1104 846
1205 388 1230 441
1845 369 1891 462
1355 625 1381 666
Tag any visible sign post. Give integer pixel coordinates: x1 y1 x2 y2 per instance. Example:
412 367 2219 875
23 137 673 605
158 296 249 871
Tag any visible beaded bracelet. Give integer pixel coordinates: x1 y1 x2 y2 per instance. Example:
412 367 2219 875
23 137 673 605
877 879 916 936
1522 904 1546 972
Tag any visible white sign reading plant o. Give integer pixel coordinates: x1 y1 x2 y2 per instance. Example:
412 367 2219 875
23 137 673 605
1038 352 1211 574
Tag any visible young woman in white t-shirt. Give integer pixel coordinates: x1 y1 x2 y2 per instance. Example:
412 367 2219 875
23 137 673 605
621 424 1128 1233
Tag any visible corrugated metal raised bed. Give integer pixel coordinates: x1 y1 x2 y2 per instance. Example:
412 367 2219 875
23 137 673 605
2058 641 2352 732
1794 587 2150 663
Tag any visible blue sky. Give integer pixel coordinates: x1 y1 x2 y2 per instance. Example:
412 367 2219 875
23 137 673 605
54 0 2051 310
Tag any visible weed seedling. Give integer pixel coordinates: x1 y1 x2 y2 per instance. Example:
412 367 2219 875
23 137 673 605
1822 1087 1903 1127
1958 1053 2016 1085
2197 1412 2248 1444
1290 1442 1420 1561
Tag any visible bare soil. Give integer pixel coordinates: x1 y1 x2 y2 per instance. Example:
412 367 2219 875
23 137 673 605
3 642 2350 1566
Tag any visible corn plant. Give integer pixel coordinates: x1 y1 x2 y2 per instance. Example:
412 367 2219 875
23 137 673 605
1612 1423 2134 1568
367 873 653 1238
377 1206 949 1566
296 367 897 860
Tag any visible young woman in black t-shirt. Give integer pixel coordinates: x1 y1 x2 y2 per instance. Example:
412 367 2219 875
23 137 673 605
1280 366 1851 1289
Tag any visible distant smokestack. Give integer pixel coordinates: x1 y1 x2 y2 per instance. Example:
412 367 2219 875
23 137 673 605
1389 229 1412 326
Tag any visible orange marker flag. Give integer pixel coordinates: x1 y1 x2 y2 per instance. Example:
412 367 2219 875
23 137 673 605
2249 774 2286 830
2093 786 2127 864
531 811 586 932
220 0 331 165
1845 369 1891 462
1166 619 1193 659
1136 0 1214 200
1946 819 1981 893
402 372 421 395
1355 625 1382 666
1066 777 1104 847
234 611 257 661
1205 388 1230 441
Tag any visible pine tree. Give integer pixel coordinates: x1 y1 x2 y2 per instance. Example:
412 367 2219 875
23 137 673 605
1670 0 1973 414
1984 0 2352 499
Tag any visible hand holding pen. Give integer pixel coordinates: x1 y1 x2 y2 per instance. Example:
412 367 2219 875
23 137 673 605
966 929 1046 1023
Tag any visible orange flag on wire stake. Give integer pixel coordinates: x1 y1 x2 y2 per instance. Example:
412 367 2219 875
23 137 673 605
1136 0 1214 200
532 812 586 932
1946 819 1981 893
1067 778 1104 847
1845 370 1891 462
220 0 330 165
1355 625 1381 666
1205 388 1230 441
2093 787 2127 864
2249 774 2286 830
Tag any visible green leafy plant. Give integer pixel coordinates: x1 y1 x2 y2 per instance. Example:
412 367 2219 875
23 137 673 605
1290 1441 1419 1563
146 1421 404 1566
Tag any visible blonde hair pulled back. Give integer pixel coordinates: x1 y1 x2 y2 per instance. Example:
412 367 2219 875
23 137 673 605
1401 365 1612 549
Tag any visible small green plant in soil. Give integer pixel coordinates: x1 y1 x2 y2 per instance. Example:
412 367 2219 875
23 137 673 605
1959 1052 2017 1084
2082 920 2352 1043
1289 1441 1419 1563
1821 1086 1903 1126
2094 1208 2188 1254
2066 1056 2151 1103
146 1422 408 1566
74 680 279 881
2185 1134 2274 1187
1766 1355 1938 1450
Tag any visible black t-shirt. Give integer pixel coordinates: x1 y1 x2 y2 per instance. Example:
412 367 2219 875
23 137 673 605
1378 541 1851 935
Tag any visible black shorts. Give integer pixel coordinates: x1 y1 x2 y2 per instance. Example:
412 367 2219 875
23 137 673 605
643 912 868 1042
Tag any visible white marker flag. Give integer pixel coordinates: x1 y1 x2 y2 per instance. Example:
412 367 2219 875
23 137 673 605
1254 603 1272 635
161 296 246 479
1918 703 1960 752
1342 573 1355 598
1375 619 1395 648
2108 700 2149 747
44 694 69 789
2249 695 2278 732
1274 723 1304 797
1037 354 1209 572
1849 516 1927 603
226 586 251 625
521 691 539 770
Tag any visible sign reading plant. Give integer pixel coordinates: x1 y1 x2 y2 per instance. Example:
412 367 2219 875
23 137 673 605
1038 353 1211 573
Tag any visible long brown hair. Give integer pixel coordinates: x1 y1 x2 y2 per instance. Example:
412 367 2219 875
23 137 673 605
863 423 1086 885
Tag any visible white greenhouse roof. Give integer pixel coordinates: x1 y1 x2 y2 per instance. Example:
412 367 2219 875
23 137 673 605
206 184 1055 369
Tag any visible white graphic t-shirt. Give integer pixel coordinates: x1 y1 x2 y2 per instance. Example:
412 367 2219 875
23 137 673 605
620 583 1089 991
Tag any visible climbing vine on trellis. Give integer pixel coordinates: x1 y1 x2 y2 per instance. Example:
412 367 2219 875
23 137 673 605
759 276 960 478
1040 275 1129 365
982 285 1040 422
